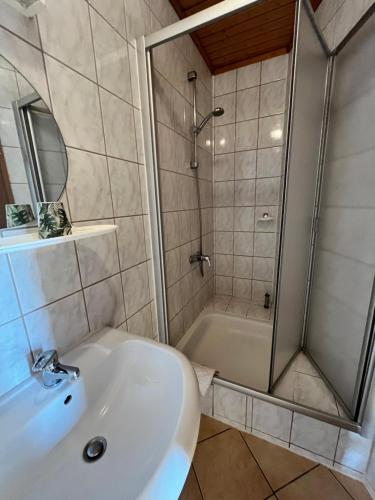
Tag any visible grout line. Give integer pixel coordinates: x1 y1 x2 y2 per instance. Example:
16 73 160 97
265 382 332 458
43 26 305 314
272 463 320 495
333 428 341 464
288 411 294 446
73 241 91 331
197 427 232 445
240 431 275 493
328 469 357 500
192 464 205 500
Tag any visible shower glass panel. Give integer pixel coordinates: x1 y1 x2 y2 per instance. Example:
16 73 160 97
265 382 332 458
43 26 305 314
305 13 375 418
270 0 329 386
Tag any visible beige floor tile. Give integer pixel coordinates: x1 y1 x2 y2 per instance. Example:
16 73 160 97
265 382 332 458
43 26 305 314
242 432 316 490
198 414 231 442
193 428 272 500
179 468 203 500
276 466 352 499
332 470 372 500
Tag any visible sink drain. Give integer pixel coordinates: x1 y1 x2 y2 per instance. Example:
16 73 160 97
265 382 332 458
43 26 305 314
83 436 107 463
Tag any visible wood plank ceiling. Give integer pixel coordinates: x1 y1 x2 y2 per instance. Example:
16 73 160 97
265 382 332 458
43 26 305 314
169 0 323 74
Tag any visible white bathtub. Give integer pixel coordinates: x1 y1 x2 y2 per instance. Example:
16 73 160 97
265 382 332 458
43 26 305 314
177 311 273 391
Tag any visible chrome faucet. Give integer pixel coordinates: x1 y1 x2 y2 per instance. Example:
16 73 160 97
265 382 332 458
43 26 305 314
189 253 211 267
32 349 80 389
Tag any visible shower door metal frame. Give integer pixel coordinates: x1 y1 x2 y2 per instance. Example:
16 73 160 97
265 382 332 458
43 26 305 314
300 2 375 422
136 0 371 431
269 0 332 390
136 0 264 345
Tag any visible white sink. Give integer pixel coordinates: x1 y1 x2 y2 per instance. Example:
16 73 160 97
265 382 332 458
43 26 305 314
0 328 200 500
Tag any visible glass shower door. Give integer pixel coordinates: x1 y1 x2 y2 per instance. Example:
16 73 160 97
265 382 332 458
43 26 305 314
305 12 375 418
270 0 329 386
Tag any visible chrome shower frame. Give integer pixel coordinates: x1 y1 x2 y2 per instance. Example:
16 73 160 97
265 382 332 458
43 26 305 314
187 70 199 169
136 0 374 433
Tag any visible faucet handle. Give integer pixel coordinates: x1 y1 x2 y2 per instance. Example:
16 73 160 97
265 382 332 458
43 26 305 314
32 350 58 372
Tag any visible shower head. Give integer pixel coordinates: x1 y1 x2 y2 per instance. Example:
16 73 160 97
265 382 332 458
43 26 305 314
213 107 224 117
195 107 225 134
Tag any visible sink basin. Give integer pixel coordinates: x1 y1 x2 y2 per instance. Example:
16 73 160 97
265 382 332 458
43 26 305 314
0 327 200 499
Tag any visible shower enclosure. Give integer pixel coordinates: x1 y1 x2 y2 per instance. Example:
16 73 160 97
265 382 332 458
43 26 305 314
139 0 375 429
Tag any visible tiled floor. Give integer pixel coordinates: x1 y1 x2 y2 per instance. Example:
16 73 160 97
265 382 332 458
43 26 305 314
180 415 371 500
273 352 349 419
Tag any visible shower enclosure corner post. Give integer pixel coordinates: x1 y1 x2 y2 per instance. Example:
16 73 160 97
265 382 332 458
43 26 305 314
136 35 169 345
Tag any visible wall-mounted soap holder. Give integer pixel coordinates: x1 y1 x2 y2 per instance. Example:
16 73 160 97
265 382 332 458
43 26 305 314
257 213 274 222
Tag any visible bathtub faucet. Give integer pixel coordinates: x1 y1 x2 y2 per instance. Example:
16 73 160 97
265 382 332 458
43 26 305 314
189 253 211 267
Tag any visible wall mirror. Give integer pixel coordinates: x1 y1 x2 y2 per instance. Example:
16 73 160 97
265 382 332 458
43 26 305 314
0 55 68 230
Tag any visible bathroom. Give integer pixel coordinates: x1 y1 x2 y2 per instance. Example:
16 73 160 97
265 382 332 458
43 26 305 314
0 0 374 498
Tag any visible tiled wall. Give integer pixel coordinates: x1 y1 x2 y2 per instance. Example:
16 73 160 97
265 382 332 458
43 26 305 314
202 381 374 488
213 55 288 305
153 37 214 347
315 0 374 50
0 0 185 399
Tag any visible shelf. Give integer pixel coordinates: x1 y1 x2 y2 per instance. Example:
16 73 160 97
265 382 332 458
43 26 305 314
257 216 274 222
0 225 117 255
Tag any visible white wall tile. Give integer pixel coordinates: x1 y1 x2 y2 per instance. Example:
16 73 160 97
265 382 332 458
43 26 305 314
100 88 137 162
66 148 113 221
261 54 288 84
127 303 153 339
252 398 292 441
214 70 236 96
116 216 146 270
91 9 132 102
235 150 257 180
0 26 49 104
38 0 96 80
258 115 284 148
235 119 258 151
25 292 89 355
201 384 213 416
84 274 125 331
335 430 372 473
10 242 81 314
236 87 259 122
215 124 235 154
291 413 340 460
122 262 150 316
0 255 20 326
260 80 286 117
45 55 105 153
214 385 247 425
89 0 127 37
234 232 254 257
237 63 260 90
0 319 31 397
108 158 143 217
214 153 235 181
76 231 119 287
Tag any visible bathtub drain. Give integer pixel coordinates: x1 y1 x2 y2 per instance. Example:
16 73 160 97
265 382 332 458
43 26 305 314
83 436 107 463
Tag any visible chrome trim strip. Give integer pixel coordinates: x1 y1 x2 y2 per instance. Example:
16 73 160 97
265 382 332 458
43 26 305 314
144 0 261 49
269 0 301 390
301 56 334 347
214 376 361 432
137 37 169 344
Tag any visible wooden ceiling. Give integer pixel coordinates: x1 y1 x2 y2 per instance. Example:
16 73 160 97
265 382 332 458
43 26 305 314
169 0 323 74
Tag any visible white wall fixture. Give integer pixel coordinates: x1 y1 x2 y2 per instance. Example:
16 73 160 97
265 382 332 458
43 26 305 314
0 225 117 254
1 0 46 17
